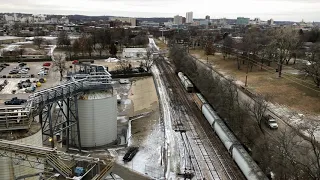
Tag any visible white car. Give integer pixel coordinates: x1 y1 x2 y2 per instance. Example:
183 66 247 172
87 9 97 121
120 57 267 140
38 70 48 75
18 69 28 74
266 118 278 129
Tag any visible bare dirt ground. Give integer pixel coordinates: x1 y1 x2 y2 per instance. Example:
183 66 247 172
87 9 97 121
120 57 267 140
190 49 320 114
129 77 159 116
117 77 163 178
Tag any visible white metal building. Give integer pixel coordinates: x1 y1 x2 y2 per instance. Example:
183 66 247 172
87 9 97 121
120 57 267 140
122 48 147 58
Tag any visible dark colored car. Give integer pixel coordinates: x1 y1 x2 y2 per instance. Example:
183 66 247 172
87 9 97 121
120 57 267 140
19 63 27 67
3 63 9 66
4 97 27 105
123 147 139 162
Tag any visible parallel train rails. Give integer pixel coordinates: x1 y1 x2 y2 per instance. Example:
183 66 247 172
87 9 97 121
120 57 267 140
157 59 243 179
178 71 268 180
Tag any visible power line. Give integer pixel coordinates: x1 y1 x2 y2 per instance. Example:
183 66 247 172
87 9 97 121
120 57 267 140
216 45 320 92
234 53 320 93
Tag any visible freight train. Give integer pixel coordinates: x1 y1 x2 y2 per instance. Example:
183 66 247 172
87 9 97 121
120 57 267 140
177 72 268 180
178 72 194 92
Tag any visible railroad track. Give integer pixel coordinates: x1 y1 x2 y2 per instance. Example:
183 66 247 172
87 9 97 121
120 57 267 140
156 59 245 180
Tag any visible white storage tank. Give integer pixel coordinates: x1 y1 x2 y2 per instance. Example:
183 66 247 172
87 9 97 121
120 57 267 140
77 91 117 148
0 124 43 180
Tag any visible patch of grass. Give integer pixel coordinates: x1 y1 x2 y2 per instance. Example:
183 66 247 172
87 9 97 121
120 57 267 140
155 39 167 50
191 49 320 114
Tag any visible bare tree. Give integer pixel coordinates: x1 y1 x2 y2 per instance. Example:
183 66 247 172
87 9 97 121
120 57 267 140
72 39 81 57
272 27 299 77
33 37 44 49
57 31 71 47
142 47 155 72
245 95 269 133
116 59 131 72
85 37 94 57
53 54 68 81
204 35 215 56
18 48 25 58
222 36 233 59
269 127 320 180
305 43 320 88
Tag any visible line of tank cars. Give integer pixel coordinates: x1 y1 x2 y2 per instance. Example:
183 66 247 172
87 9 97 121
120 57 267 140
177 72 268 180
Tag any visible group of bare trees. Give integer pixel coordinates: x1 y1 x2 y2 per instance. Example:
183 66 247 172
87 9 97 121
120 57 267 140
304 43 320 88
212 26 320 88
169 43 320 179
58 28 149 59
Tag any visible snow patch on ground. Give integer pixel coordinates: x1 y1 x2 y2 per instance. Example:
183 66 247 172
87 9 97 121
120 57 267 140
152 65 179 179
105 58 120 62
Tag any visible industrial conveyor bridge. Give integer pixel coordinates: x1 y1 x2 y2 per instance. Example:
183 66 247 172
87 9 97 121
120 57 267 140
0 138 114 179
0 65 115 179
0 66 112 150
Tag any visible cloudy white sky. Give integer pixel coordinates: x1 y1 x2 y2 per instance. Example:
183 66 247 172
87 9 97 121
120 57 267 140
0 0 319 21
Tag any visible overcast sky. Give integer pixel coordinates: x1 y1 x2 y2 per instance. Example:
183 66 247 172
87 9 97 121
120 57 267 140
0 0 319 22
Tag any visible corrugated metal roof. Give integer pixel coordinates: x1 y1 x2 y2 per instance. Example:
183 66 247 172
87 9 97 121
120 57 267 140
80 91 113 100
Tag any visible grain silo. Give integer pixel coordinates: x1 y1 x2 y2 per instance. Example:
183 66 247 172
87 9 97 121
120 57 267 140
77 91 117 148
0 123 43 180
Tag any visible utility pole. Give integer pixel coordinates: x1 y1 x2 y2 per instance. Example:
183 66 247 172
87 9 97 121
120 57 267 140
245 54 249 87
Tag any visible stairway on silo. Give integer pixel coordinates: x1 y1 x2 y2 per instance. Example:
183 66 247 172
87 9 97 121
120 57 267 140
46 152 75 178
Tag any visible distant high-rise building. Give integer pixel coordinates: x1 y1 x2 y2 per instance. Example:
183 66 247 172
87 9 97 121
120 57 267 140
173 15 183 25
253 18 261 24
267 18 274 25
236 17 250 25
186 12 193 23
205 15 210 21
182 17 186 24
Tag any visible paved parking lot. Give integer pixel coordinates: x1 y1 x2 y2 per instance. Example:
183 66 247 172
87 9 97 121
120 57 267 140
0 62 61 106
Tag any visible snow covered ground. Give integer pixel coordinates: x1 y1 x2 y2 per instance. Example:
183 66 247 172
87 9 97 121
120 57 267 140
152 65 179 179
47 45 57 57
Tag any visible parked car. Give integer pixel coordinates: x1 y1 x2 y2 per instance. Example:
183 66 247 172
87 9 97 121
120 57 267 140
38 71 48 75
72 60 79 64
22 66 30 70
41 67 49 71
19 63 27 67
18 69 28 74
43 62 51 67
9 69 19 74
4 97 27 105
123 147 139 162
2 63 9 66
264 115 278 129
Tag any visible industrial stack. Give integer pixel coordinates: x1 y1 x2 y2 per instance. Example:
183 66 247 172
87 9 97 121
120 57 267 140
75 90 117 148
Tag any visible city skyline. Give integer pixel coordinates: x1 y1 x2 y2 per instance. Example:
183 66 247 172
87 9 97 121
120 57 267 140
0 0 319 22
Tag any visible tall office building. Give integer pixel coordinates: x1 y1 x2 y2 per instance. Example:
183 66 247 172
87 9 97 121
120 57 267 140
186 12 193 23
173 15 183 25
205 15 210 21
236 17 250 25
